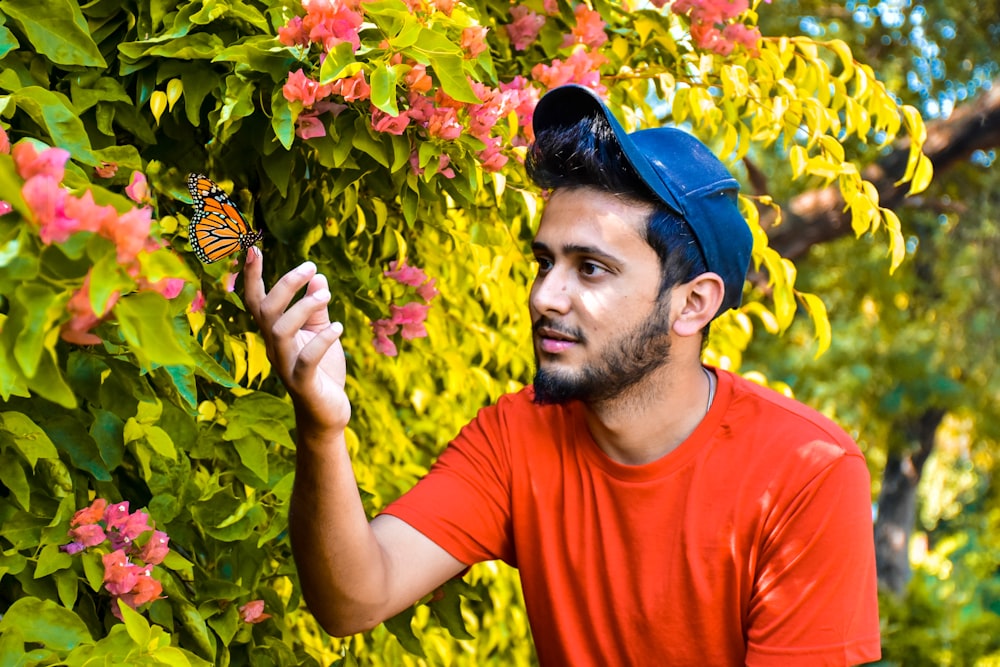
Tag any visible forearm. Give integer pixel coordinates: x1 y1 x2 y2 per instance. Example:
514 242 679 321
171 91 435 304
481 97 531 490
288 421 391 635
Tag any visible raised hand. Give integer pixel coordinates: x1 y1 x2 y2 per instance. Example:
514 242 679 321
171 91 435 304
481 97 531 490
243 248 351 433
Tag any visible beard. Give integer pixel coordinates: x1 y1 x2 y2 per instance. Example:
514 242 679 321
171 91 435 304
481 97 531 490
532 297 673 406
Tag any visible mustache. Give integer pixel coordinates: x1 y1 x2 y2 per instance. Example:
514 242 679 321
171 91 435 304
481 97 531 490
532 317 585 342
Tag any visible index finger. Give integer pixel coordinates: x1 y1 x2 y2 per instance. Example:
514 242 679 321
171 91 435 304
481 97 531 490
243 246 267 320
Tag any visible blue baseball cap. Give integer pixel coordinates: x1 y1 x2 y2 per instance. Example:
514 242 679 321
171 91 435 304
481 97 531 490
531 84 753 317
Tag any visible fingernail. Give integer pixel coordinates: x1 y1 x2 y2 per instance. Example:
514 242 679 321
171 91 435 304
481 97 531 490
296 261 316 275
331 322 344 335
313 289 331 301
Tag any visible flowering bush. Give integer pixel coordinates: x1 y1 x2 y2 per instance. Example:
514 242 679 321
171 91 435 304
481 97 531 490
0 0 927 663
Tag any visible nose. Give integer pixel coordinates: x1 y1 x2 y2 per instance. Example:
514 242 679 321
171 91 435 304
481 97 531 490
530 267 572 317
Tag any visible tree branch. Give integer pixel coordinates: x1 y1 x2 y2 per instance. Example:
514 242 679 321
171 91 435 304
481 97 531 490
765 77 1000 261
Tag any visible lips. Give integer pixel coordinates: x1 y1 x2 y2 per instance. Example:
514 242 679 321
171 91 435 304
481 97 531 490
535 326 579 354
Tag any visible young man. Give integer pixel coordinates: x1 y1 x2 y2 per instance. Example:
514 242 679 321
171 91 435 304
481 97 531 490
244 84 882 665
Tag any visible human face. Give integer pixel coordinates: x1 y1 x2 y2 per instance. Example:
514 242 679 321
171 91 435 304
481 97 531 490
529 188 673 405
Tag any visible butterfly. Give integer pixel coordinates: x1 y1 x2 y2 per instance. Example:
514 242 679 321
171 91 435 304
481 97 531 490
186 173 262 264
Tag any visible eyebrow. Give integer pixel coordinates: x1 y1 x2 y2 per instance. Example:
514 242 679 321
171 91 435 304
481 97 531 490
531 241 623 265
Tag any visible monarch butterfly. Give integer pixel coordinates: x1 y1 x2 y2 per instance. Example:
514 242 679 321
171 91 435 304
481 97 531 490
186 173 262 264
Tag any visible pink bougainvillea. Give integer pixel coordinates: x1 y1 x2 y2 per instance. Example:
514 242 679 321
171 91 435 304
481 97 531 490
370 260 440 355
62 497 170 620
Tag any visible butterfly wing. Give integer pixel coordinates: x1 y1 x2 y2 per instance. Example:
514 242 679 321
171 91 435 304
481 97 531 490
186 173 262 263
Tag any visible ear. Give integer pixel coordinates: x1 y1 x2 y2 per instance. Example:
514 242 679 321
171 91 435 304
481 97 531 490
671 272 725 337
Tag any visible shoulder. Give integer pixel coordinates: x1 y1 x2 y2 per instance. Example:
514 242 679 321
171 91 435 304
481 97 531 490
711 370 867 487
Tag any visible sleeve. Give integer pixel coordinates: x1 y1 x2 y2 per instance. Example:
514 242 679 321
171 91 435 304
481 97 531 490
745 451 882 666
379 401 515 567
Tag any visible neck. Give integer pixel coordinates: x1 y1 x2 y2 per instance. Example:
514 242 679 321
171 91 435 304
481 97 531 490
583 361 713 466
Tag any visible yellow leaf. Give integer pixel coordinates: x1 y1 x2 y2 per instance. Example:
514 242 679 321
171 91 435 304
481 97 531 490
797 291 831 358
827 38 856 82
149 90 167 125
881 208 907 272
166 79 183 111
907 153 934 195
789 145 808 179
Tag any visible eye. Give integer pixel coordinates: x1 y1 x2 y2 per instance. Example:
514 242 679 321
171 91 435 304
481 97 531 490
534 255 553 274
579 261 608 278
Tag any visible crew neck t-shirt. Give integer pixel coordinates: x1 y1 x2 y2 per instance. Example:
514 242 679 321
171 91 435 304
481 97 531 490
383 368 881 666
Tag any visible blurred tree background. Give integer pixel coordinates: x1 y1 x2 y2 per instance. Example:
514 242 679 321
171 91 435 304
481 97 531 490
750 1 1000 664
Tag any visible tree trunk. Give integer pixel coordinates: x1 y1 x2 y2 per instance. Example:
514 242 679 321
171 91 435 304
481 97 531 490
873 408 946 594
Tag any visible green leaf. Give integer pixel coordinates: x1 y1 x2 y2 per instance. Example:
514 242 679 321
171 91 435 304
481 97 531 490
1 411 59 467
383 606 426 658
426 53 480 104
233 435 267 481
0 15 19 59
371 63 400 116
114 292 192 369
318 41 362 84
0 596 93 651
119 33 226 62
54 567 78 609
81 550 104 591
34 542 73 578
119 600 152 647
9 283 61 378
270 87 295 151
0 0 106 67
429 584 474 640
174 602 216 662
0 450 30 509
10 87 98 165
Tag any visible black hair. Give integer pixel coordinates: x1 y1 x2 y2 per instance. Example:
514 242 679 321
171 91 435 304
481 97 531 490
525 115 707 297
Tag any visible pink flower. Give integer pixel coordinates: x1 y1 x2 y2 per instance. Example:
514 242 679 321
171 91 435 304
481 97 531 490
563 5 608 49
385 260 428 287
531 49 608 95
283 69 334 108
145 277 185 299
68 523 108 548
0 125 9 154
461 26 489 59
542 0 559 15
61 273 115 345
125 172 151 204
431 0 454 14
239 600 272 624
371 318 399 356
478 136 509 172
21 176 75 244
190 290 206 313
102 550 139 597
329 71 370 102
138 531 170 566
506 6 546 51
0 201 11 216
722 22 761 54
390 302 430 340
12 143 70 182
405 64 433 93
119 570 163 608
416 278 439 302
108 206 153 264
278 16 309 46
60 541 87 555
371 108 410 135
425 106 463 140
301 0 364 52
71 498 109 527
296 112 327 140
95 162 118 178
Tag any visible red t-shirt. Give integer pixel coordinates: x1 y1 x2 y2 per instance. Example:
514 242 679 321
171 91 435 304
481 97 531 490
383 369 881 666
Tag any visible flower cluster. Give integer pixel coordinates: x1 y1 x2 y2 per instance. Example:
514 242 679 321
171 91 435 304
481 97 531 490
666 0 771 55
1 136 187 345
61 498 170 619
276 0 612 173
370 260 440 356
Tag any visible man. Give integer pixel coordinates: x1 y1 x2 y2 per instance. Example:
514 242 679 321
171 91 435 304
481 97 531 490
245 84 882 665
